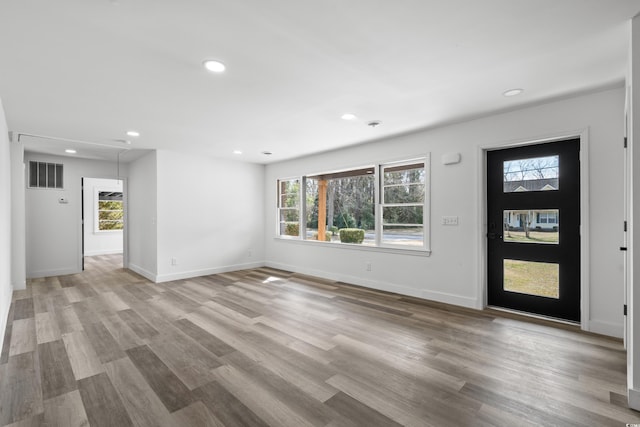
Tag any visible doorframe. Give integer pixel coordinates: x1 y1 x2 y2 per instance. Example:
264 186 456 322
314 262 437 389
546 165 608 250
79 176 129 270
477 128 590 330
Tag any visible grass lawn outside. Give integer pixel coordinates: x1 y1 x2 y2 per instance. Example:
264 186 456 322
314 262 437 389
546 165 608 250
504 259 559 299
504 230 559 244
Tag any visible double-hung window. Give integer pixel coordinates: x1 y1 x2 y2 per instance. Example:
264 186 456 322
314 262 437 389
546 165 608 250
380 160 427 248
277 178 301 237
276 156 429 252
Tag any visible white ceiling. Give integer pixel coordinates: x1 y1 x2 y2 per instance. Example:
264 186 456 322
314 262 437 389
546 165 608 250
1 0 639 164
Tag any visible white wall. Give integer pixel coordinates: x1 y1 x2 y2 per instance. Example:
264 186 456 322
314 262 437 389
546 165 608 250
82 177 123 256
155 150 265 282
265 86 626 337
24 153 126 278
127 150 158 280
10 139 25 290
0 99 13 355
627 14 640 410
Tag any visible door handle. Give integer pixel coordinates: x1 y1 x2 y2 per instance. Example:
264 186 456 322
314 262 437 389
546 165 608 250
487 232 502 240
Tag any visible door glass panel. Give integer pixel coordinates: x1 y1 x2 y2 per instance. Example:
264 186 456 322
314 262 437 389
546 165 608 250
503 259 559 299
503 209 559 244
503 155 559 192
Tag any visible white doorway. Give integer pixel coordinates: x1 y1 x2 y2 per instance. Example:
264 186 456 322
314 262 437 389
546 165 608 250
82 177 124 269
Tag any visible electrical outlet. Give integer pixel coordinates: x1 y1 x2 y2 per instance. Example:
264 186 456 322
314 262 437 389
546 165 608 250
171 257 177 266
442 216 459 226
247 250 252 258
365 261 372 271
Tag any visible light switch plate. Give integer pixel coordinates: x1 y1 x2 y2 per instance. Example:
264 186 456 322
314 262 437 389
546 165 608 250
442 216 459 226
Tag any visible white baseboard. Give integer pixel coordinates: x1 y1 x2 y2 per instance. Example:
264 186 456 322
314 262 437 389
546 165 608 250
265 261 479 309
11 279 26 291
127 263 157 282
629 388 640 411
0 283 11 359
84 250 123 257
27 267 80 279
587 319 623 338
419 288 480 310
154 261 265 283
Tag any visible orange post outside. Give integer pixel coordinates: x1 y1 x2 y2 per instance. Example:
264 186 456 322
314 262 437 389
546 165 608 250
318 179 327 241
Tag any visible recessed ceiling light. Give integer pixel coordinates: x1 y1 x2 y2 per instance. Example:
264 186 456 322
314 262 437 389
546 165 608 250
341 113 357 120
503 88 524 97
126 130 140 137
203 60 226 73
65 149 76 154
233 150 242 155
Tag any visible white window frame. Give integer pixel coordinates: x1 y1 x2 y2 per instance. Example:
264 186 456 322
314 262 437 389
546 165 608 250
378 158 429 251
277 178 302 239
276 154 430 254
94 188 124 233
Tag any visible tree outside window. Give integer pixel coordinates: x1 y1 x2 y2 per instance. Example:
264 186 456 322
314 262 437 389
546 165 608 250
306 169 375 243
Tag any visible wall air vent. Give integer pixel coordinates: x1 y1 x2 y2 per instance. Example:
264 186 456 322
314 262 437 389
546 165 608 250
28 161 63 189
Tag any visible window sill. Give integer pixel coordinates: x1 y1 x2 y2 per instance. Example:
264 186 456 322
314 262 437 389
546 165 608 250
273 237 431 257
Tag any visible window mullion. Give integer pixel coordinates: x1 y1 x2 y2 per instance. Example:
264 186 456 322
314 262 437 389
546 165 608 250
301 176 307 239
375 166 381 246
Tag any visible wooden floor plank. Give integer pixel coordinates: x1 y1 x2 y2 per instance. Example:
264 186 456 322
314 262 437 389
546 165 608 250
9 319 36 357
1 254 638 427
43 390 89 427
61 331 104 380
34 312 61 345
223 350 337 424
103 357 173 427
211 364 317 427
82 320 127 363
55 307 83 335
100 314 144 351
125 345 194 412
0 352 43 426
3 413 44 427
193 380 270 427
147 328 221 390
12 299 34 321
325 391 403 427
171 401 226 427
174 318 236 357
117 309 159 340
38 340 77 401
77 373 134 427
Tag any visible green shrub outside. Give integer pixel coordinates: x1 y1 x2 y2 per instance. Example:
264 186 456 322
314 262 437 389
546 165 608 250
339 228 365 244
312 231 332 241
285 223 299 236
329 226 339 234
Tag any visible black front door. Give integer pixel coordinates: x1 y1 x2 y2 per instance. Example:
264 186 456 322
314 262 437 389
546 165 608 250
487 139 581 322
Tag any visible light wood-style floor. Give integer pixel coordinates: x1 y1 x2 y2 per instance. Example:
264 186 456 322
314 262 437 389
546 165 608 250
1 254 639 426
